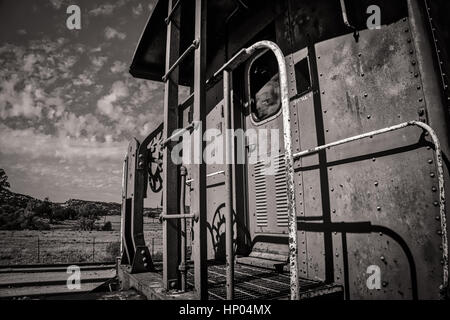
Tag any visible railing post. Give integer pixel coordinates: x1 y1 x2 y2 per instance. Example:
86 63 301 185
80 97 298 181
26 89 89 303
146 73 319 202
192 0 208 300
224 69 234 300
162 0 182 290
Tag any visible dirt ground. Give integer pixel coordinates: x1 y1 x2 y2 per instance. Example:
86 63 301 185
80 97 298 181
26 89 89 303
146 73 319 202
0 216 163 265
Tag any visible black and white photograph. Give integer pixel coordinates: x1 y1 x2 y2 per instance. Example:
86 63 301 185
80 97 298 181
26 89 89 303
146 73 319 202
0 0 449 308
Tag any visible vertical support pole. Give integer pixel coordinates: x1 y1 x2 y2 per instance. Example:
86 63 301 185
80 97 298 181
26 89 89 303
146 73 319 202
121 159 128 263
163 0 181 290
37 236 40 263
92 237 95 262
192 0 208 300
180 166 188 292
224 70 234 300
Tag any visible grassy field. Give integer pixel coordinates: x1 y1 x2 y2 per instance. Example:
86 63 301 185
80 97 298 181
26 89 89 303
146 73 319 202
0 216 163 265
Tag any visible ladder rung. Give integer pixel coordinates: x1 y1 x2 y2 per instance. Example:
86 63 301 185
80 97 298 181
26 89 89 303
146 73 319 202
186 170 225 184
179 92 194 110
161 121 199 147
162 39 199 82
164 0 183 25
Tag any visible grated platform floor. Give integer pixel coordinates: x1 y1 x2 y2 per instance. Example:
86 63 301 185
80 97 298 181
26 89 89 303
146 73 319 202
186 262 341 300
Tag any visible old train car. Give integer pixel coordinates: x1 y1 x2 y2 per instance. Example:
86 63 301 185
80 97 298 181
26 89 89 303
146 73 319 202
119 0 450 300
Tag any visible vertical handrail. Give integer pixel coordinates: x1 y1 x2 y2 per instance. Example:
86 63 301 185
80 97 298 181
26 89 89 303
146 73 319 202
224 69 234 299
180 166 188 292
192 0 208 300
243 41 299 300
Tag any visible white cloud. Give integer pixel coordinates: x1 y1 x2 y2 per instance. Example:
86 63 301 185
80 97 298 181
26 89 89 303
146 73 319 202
110 60 127 73
0 75 42 119
49 0 64 10
97 81 129 120
73 72 94 86
104 27 126 40
89 4 115 16
132 3 144 15
0 124 126 162
23 54 38 72
91 56 108 68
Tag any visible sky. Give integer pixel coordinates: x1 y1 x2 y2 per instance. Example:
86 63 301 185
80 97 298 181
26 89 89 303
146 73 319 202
0 0 168 206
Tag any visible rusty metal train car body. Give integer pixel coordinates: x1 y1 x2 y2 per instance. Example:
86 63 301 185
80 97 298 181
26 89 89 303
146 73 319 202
120 0 450 300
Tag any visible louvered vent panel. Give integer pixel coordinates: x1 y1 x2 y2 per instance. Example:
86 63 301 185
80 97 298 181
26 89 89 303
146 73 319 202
254 161 268 227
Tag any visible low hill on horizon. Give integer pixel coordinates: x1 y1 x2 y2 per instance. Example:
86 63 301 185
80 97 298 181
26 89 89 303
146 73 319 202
0 189 162 217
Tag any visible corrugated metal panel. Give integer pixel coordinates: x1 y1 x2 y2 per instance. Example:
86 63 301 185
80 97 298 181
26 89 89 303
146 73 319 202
254 161 268 227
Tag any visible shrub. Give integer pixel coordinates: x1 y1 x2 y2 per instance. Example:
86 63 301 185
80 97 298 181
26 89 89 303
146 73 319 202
105 241 121 260
101 221 112 231
78 217 96 231
53 207 69 221
31 217 51 230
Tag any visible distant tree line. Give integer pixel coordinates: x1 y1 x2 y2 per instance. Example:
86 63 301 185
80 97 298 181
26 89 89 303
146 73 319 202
0 168 112 231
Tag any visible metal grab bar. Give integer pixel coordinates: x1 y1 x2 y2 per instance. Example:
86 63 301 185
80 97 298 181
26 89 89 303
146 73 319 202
162 39 199 82
160 213 197 220
223 69 234 300
161 121 200 147
179 166 188 292
293 120 448 294
225 40 299 300
186 170 225 184
164 0 182 24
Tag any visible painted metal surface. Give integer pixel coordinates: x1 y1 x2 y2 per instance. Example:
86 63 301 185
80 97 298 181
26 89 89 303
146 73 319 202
191 0 208 300
162 0 181 290
311 17 447 299
223 70 235 300
125 0 450 300
121 139 154 273
293 120 447 296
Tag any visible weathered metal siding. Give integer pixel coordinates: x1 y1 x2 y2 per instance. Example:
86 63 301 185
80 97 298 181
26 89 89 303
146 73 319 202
289 16 445 299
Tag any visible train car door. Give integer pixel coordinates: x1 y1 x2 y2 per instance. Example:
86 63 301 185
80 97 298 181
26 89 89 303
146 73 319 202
244 51 289 241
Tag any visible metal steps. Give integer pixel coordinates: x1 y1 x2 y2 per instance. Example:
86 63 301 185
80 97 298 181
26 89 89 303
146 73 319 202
187 262 343 300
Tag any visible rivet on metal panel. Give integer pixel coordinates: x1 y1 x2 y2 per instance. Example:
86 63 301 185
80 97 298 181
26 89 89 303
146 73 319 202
374 182 379 187
432 186 437 192
428 159 434 164
367 115 371 119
